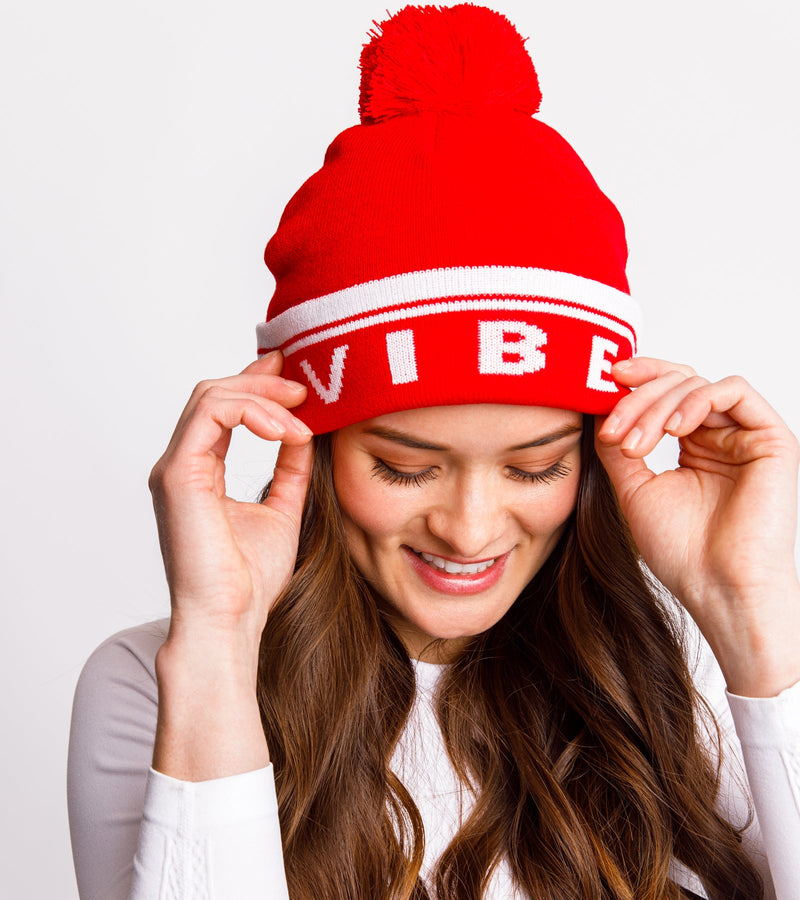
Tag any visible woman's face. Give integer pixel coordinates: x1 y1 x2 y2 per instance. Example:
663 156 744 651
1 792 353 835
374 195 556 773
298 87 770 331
332 404 583 660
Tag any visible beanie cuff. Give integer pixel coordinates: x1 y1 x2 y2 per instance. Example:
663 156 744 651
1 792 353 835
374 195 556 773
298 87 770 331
256 266 641 433
258 266 639 354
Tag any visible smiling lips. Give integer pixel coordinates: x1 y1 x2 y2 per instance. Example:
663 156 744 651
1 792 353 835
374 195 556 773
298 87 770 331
414 550 497 575
404 546 510 596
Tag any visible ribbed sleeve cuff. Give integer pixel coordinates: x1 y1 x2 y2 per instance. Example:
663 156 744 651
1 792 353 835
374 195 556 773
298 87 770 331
132 765 289 899
142 764 278 833
727 679 800 748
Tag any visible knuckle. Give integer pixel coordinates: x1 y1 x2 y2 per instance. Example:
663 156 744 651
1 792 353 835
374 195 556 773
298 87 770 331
191 378 214 398
203 384 227 400
155 463 185 496
668 366 697 383
658 360 695 379
148 460 166 494
194 384 228 411
686 376 711 395
679 376 710 400
723 374 749 391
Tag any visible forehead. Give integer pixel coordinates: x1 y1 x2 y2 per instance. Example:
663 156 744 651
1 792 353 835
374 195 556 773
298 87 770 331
342 404 583 451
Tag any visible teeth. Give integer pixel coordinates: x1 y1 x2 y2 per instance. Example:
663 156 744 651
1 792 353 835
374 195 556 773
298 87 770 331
417 551 496 575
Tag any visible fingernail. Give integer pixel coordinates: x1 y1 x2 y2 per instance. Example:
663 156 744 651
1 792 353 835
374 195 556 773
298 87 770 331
613 358 633 371
621 426 642 452
601 414 621 437
295 419 313 437
665 412 682 434
282 379 306 393
260 349 281 360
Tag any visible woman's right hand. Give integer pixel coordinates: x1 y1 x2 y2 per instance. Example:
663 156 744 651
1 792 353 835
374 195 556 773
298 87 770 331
149 350 312 644
148 350 313 780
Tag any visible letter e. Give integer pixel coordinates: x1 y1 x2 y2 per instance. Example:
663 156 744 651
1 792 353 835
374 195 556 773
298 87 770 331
586 336 619 392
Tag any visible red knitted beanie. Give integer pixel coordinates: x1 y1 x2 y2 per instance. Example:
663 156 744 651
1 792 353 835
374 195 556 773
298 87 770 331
257 4 641 433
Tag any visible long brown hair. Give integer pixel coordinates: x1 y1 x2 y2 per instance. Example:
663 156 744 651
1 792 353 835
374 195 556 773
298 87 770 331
257 423 763 899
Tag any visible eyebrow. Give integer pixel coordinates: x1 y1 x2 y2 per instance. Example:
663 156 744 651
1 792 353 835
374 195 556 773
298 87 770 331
363 423 583 452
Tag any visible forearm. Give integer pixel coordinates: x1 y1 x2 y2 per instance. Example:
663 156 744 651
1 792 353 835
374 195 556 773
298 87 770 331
152 626 268 781
144 353 311 781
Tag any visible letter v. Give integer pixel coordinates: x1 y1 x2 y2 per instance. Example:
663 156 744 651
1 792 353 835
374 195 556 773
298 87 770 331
300 345 349 404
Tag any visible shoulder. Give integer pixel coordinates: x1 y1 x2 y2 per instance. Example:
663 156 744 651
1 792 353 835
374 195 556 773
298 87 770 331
71 619 169 752
68 620 169 899
76 619 169 699
83 618 170 671
69 619 169 823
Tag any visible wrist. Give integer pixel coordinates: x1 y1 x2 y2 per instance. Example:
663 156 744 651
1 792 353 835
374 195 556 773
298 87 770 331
161 609 264 682
693 581 800 698
152 622 269 781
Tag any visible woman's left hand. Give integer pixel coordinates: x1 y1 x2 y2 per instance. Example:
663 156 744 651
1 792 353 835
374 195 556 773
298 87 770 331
596 357 800 697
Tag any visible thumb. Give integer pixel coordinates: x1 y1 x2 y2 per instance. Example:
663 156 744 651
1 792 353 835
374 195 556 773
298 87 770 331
263 439 314 533
242 349 286 377
593 416 655 512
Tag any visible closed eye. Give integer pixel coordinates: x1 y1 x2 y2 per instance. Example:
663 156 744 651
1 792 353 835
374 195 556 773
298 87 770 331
371 458 438 487
371 458 573 488
505 461 573 485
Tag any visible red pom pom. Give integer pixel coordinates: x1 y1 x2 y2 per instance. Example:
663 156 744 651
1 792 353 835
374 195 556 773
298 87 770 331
359 4 541 124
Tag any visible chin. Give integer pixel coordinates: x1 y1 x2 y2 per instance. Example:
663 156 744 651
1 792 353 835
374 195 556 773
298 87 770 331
399 605 510 652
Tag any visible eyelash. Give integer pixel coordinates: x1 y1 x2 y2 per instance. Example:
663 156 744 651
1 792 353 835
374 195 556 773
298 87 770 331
371 459 438 487
505 460 573 485
370 458 573 488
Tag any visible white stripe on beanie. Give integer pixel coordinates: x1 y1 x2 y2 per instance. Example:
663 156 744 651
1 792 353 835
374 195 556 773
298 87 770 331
257 266 641 355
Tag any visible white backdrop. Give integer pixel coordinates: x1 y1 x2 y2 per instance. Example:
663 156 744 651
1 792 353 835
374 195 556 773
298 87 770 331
1 1 798 896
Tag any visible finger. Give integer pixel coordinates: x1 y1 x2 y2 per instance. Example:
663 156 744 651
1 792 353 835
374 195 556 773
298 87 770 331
189 373 307 410
242 349 285 376
662 375 786 439
598 370 702 443
166 375 308 454
173 393 312 469
263 440 314 529
593 418 656 508
610 357 697 387
602 374 714 457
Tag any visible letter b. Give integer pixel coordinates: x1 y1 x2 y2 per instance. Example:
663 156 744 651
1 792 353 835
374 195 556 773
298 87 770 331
478 320 547 375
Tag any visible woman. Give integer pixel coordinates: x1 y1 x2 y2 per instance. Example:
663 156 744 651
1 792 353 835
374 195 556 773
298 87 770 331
68 5 800 899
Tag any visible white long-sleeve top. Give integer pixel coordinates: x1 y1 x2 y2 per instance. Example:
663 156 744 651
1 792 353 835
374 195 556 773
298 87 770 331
68 618 800 900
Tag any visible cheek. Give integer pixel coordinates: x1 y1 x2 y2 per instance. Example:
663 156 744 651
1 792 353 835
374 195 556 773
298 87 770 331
518 477 580 540
340 490 399 543
333 454 408 546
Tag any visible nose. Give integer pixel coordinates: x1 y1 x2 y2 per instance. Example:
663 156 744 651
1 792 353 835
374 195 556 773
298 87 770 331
425 472 508 559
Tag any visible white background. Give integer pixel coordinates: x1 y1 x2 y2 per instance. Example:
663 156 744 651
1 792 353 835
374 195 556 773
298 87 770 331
1 1 798 896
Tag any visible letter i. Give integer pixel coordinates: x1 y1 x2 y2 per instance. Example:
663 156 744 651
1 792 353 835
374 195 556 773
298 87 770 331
386 330 418 384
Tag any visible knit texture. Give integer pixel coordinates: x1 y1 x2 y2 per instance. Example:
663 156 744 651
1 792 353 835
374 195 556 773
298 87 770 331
257 5 640 432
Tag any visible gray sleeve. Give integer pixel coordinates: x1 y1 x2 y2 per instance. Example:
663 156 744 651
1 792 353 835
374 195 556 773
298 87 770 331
67 620 168 900
68 619 290 900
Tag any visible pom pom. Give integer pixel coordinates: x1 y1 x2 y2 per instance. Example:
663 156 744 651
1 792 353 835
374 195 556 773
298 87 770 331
359 4 541 124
